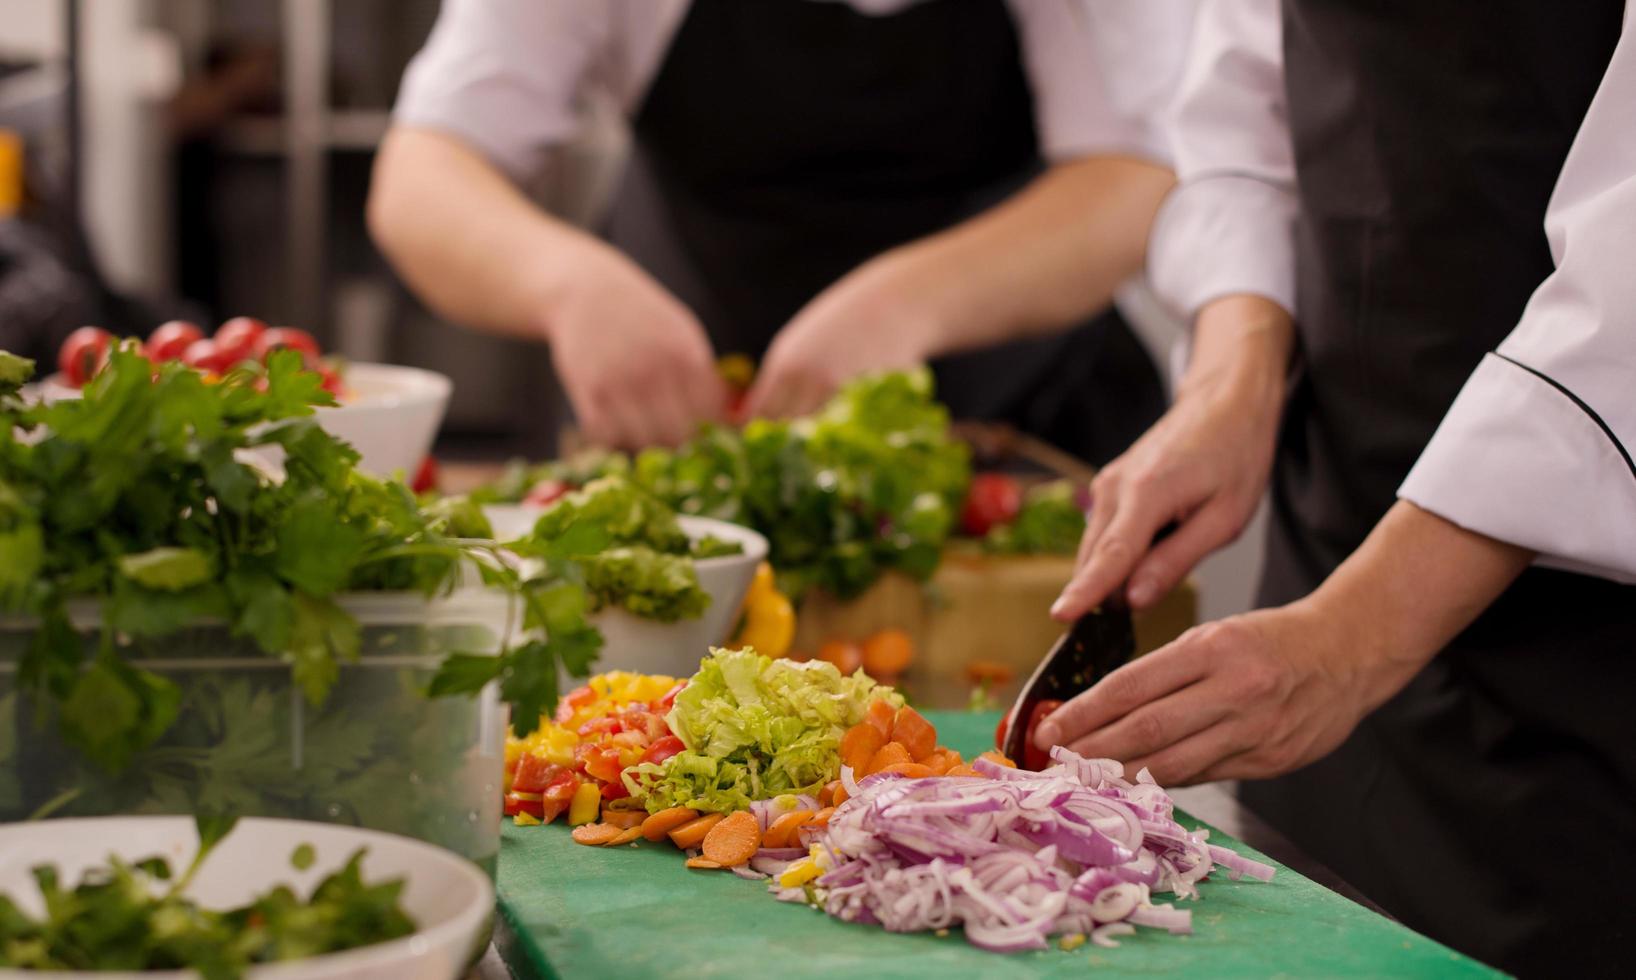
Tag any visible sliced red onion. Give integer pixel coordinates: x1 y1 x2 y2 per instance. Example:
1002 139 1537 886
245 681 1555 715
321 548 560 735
1208 844 1277 882
780 745 1271 955
1091 922 1136 948
732 864 768 881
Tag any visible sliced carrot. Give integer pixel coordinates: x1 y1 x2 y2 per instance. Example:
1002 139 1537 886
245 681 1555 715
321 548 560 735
641 806 701 842
865 698 896 739
923 748 962 775
890 706 938 761
603 826 644 846
978 750 1018 768
840 722 886 775
863 741 913 776
763 809 816 849
601 808 646 830
945 764 982 778
668 812 725 850
685 857 723 870
877 762 935 779
571 823 622 846
819 780 842 807
809 806 837 828
701 810 761 867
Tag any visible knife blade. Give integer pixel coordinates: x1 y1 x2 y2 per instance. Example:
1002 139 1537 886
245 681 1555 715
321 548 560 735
1000 600 1136 766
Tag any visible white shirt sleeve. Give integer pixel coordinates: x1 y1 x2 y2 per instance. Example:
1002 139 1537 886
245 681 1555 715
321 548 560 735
1398 3 1636 584
1006 0 1200 165
1144 0 1298 319
392 0 620 182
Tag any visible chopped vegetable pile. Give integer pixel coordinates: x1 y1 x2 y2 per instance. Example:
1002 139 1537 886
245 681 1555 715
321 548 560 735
629 648 901 814
777 747 1274 953
981 479 1088 555
0 814 414 980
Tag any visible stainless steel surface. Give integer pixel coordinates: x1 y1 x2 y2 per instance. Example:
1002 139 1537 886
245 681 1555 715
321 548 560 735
282 0 329 331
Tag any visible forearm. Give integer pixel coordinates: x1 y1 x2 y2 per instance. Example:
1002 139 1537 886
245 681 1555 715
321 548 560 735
1298 500 1535 709
367 126 618 342
872 155 1174 356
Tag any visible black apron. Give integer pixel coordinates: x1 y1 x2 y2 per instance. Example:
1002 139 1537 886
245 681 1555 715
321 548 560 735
602 0 1164 466
1242 3 1636 975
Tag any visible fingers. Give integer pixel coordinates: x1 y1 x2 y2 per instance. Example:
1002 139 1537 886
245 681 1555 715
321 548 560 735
1033 637 1211 749
1058 678 1233 765
1051 479 1169 620
1127 720 1250 787
743 361 831 421
1125 498 1244 610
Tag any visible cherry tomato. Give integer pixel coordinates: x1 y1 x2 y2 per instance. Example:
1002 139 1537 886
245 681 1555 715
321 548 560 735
641 735 686 767
146 321 204 362
318 366 345 398
523 478 571 507
410 456 438 494
994 709 1013 751
818 639 864 676
213 316 267 364
554 685 596 724
1022 699 1065 771
511 755 565 795
182 338 235 374
861 629 915 678
58 327 112 388
254 326 321 363
650 681 687 715
961 473 1024 537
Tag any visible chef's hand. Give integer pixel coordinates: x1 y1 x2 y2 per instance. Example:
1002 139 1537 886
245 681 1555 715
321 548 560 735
1035 501 1534 784
743 256 936 420
1051 295 1293 618
544 251 727 449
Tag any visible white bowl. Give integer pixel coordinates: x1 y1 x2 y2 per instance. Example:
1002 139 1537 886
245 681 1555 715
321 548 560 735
0 815 493 980
36 362 451 480
483 507 769 676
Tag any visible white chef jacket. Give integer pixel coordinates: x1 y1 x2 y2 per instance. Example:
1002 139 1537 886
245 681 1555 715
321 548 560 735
393 0 1200 183
1149 0 1636 585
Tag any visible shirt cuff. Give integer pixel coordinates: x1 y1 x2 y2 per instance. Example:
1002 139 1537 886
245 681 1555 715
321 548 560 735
1399 354 1636 584
1147 175 1297 321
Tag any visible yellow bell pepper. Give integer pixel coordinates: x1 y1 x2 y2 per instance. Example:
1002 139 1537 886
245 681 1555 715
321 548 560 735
780 857 823 889
512 811 542 827
568 782 602 826
731 563 795 659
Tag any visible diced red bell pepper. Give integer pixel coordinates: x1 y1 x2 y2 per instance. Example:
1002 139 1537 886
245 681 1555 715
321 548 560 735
577 716 623 738
504 792 545 819
582 746 625 785
622 708 669 742
539 798 569 825
650 682 687 714
554 685 596 724
511 755 565 795
542 770 580 804
600 775 632 801
641 735 685 767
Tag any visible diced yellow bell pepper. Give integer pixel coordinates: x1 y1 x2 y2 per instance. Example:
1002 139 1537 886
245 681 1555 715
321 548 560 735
779 858 823 889
568 782 602 826
513 811 542 827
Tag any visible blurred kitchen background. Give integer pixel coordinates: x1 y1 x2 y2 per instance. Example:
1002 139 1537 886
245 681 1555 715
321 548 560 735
0 0 1262 620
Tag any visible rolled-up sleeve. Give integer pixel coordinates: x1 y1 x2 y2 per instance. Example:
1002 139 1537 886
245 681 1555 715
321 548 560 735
1145 0 1298 319
1008 1 1199 165
393 0 614 182
1398 3 1636 583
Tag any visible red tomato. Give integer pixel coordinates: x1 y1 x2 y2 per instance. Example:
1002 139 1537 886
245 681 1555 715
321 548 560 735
554 685 596 724
582 746 625 785
410 456 439 494
961 473 1024 537
213 316 267 364
650 681 687 714
58 327 112 387
641 735 686 767
511 754 565 795
600 776 632 801
620 708 668 742
577 716 623 738
503 792 545 819
318 366 345 398
146 321 204 362
994 709 1012 751
182 339 235 374
523 479 571 507
254 326 321 363
1022 699 1065 771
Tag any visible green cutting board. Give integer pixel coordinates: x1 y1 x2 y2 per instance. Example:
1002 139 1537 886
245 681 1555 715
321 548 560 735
494 711 1499 979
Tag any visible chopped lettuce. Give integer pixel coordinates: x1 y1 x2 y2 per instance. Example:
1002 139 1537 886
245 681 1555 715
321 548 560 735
629 647 901 813
581 546 710 622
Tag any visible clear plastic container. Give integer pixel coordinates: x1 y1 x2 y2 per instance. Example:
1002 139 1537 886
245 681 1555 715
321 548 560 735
0 590 511 874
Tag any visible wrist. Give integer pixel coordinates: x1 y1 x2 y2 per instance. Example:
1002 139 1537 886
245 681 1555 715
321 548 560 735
1177 295 1292 415
844 249 948 361
532 236 633 346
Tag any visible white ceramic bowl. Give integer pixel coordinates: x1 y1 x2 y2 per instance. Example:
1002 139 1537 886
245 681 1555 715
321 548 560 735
36 362 451 480
483 507 769 677
0 815 493 980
